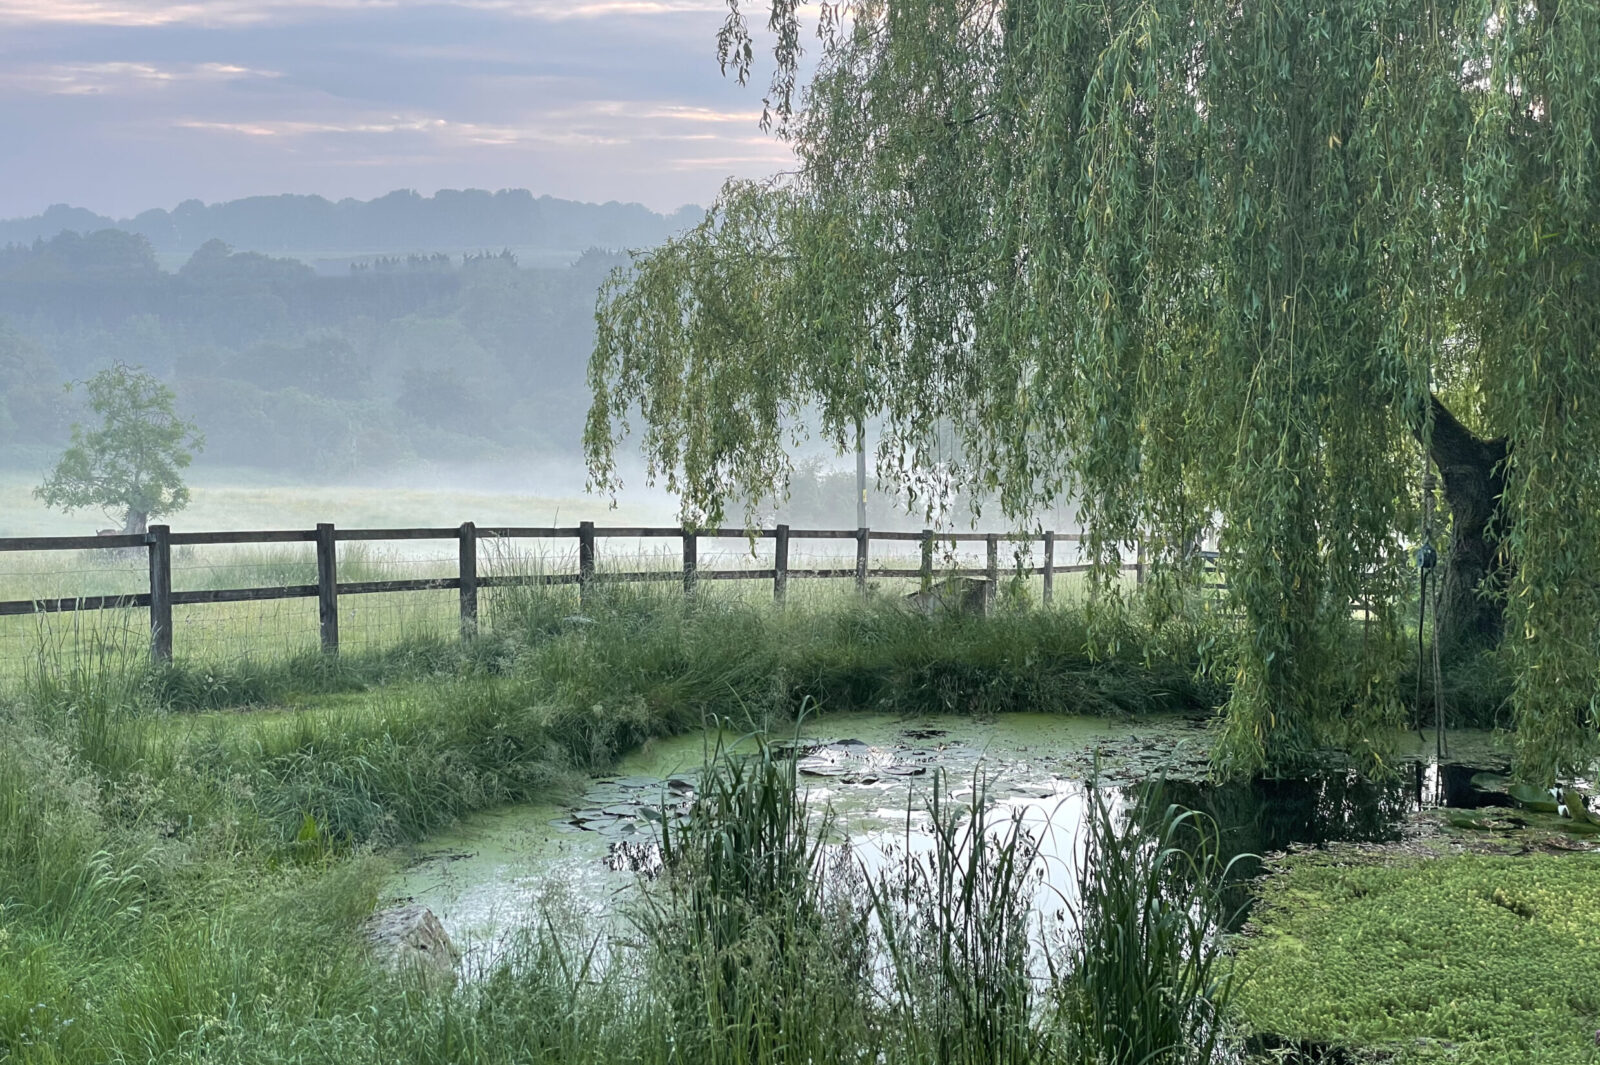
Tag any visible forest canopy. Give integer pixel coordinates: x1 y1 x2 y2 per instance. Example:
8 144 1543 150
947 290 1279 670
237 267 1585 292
0 187 710 478
587 0 1599 780
0 233 633 476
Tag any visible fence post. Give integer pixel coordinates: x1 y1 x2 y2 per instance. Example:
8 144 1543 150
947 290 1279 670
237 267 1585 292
147 524 172 664
920 529 934 593
985 533 999 611
316 522 339 654
578 521 596 606
459 521 478 640
856 527 869 594
682 526 698 599
773 524 789 604
1042 530 1055 606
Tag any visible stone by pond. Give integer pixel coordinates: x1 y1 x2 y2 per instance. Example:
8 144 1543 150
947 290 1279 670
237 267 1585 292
385 713 1530 969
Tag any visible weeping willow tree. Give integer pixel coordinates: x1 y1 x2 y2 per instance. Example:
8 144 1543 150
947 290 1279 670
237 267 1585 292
587 0 1599 780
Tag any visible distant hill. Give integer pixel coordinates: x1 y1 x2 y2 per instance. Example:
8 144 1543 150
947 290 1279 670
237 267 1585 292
0 189 704 260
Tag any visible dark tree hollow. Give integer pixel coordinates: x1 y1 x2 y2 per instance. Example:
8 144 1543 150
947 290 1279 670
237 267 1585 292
1423 396 1508 654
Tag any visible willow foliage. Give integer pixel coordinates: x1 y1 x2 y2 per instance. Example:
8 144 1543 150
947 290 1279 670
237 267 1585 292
587 0 1600 780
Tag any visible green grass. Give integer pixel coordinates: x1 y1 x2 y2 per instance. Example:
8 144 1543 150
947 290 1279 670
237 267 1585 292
0 543 464 682
5 564 1559 1065
0 530 1124 685
0 466 666 540
1233 851 1600 1064
0 574 1236 1065
1056 786 1243 1065
4 556 1215 719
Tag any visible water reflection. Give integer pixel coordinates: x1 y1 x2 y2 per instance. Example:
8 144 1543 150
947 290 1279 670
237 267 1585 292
1129 768 1425 927
389 715 1514 960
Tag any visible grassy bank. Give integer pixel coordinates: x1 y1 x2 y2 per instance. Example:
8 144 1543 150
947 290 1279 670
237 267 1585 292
0 691 1238 1065
0 583 1229 1063
4 574 1565 1064
0 533 1117 679
12 572 1220 720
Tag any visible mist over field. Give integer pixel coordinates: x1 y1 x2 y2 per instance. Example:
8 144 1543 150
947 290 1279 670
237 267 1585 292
0 189 987 538
0 189 675 495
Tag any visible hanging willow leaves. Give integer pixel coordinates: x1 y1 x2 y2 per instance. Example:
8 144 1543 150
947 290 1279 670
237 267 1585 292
587 0 1599 781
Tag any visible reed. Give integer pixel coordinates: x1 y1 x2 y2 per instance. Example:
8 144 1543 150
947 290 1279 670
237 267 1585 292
869 772 1049 1065
1054 781 1245 1065
634 728 871 1065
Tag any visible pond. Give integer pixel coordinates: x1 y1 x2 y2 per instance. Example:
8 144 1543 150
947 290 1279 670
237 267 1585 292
386 713 1512 970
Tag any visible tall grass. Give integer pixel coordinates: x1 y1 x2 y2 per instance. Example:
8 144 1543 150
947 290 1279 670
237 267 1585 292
1056 783 1245 1065
0 567 1247 1065
629 738 1244 1064
870 773 1047 1065
0 687 1244 1065
6 551 1220 719
636 730 872 1065
488 577 1221 725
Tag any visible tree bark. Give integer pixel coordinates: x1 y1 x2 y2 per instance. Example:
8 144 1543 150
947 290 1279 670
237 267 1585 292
122 509 149 536
1421 395 1508 653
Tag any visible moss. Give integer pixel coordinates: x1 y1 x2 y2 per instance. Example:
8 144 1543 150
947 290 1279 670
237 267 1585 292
1233 851 1600 1063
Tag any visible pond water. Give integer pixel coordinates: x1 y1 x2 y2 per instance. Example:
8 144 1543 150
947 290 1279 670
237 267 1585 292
386 713 1512 969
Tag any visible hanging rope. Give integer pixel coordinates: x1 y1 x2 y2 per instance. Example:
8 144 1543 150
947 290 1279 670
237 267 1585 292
1416 540 1435 740
1426 469 1446 762
1416 465 1446 762
1433 541 1446 763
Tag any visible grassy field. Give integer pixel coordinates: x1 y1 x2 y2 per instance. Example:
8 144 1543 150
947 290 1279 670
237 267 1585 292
0 464 661 669
1 464 1118 684
0 466 673 540
0 543 1116 685
0 473 1548 1063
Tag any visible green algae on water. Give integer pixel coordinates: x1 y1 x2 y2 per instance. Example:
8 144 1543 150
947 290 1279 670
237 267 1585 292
1233 851 1600 1064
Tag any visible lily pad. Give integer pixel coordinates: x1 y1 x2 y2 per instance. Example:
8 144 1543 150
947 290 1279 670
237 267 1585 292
1469 772 1511 794
797 758 847 777
1508 783 1559 813
1559 789 1594 824
1444 809 1508 831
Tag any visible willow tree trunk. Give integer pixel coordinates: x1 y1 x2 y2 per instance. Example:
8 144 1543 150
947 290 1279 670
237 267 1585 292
1425 396 1508 654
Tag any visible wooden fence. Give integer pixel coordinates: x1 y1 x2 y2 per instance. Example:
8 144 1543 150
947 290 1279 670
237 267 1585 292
0 522 1111 665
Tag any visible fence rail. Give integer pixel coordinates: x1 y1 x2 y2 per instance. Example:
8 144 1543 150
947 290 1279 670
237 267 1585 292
0 521 1116 665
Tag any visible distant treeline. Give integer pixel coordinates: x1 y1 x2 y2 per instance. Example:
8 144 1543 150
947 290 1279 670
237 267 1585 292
0 226 632 477
0 188 704 257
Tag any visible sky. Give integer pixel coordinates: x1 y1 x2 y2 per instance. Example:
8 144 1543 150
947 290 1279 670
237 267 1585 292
0 0 800 219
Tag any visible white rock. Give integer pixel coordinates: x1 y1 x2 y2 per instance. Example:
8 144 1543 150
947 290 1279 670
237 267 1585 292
365 904 461 979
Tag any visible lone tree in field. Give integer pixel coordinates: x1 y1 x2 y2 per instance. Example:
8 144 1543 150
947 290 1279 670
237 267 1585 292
588 1 1598 781
36 364 204 536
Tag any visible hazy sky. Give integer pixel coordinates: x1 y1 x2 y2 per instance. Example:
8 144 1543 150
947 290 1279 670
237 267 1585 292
0 0 799 218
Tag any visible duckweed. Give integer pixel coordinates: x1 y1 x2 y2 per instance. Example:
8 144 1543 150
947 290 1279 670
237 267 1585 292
1233 852 1600 1063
